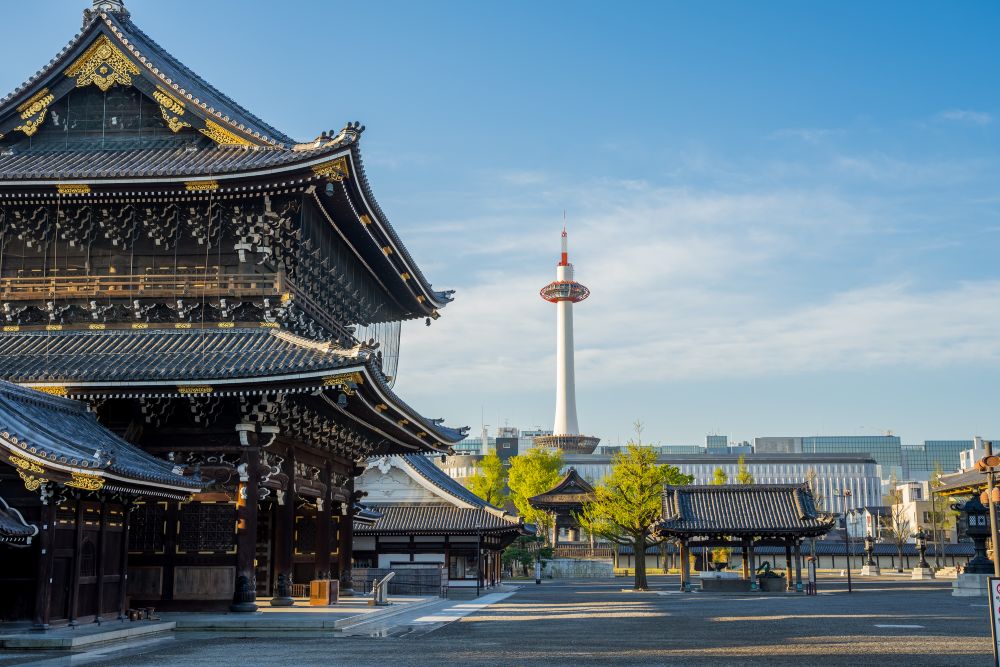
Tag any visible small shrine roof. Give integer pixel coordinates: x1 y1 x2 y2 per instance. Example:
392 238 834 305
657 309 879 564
527 467 595 509
658 484 837 539
0 380 201 496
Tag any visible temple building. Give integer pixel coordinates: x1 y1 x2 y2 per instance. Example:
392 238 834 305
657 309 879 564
0 0 465 618
354 454 527 593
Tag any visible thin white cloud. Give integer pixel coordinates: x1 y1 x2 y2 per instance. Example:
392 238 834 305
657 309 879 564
937 109 993 125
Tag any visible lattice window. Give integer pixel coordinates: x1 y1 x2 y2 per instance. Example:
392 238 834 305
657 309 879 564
80 539 97 577
128 502 166 553
178 503 235 553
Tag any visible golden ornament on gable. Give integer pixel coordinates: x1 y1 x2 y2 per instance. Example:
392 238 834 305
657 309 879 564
65 35 140 92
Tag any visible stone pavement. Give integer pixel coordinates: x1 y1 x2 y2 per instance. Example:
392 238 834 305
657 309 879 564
0 576 992 666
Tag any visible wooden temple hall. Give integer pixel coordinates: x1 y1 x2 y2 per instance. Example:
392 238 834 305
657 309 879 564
0 1 466 624
657 485 836 593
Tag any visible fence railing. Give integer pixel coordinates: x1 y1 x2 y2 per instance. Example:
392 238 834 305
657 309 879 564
0 272 283 301
553 545 615 560
352 567 447 598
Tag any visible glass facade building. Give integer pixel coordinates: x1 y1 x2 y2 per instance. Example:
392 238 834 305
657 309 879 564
800 436 902 479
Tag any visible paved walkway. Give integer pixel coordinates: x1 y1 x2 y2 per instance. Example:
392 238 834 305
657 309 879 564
0 576 991 666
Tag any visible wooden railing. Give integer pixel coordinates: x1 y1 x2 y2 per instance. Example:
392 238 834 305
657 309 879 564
0 272 283 301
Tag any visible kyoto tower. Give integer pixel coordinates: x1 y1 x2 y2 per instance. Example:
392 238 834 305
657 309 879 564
534 229 600 454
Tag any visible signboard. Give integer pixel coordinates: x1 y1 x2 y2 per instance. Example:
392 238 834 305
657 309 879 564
990 577 1000 667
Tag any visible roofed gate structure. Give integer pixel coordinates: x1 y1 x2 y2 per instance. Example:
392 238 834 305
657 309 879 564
0 1 466 615
528 468 595 546
657 484 835 593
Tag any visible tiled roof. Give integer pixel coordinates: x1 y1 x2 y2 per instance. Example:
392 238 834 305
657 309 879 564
659 485 837 538
405 454 492 508
0 327 360 383
0 381 200 493
109 13 295 146
354 505 523 535
0 495 37 543
0 144 342 181
0 328 466 445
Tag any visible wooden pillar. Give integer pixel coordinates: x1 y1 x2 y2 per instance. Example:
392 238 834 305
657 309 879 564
794 541 803 593
338 477 356 596
32 493 57 632
67 497 85 626
679 540 690 592
93 499 109 623
741 542 750 580
231 424 261 612
314 463 332 580
118 500 132 619
748 540 758 591
272 448 296 605
784 542 793 591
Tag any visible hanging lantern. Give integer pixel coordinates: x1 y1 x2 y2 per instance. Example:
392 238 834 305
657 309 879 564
981 491 990 505
992 487 1000 504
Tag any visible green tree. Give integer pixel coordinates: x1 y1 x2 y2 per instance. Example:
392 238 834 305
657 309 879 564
467 448 508 507
735 455 754 484
502 535 552 577
507 447 564 542
582 442 694 590
709 467 731 568
928 463 956 569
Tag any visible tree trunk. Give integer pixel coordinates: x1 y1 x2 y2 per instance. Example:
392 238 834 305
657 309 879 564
896 543 904 573
633 535 648 591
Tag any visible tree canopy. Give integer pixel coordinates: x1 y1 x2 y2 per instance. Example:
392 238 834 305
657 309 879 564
712 466 728 485
467 448 508 507
735 455 754 484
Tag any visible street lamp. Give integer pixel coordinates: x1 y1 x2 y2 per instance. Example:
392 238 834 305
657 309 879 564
835 489 854 593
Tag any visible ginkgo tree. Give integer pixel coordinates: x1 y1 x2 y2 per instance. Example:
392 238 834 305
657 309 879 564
580 434 693 591
507 446 564 543
467 448 508 507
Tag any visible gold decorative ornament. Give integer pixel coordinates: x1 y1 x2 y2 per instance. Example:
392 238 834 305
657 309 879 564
9 456 45 474
88 323 106 330
322 372 364 388
17 470 47 491
259 322 279 328
359 215 372 226
217 322 235 328
131 323 149 329
2 326 18 332
396 419 410 426
400 272 411 281
57 184 91 195
153 87 191 133
65 35 141 92
45 325 63 331
35 386 68 397
185 180 219 192
311 157 349 181
199 119 254 147
66 471 106 491
15 88 55 137
178 385 213 395
374 403 388 413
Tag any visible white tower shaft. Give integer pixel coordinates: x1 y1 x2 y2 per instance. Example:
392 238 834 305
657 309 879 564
554 262 579 436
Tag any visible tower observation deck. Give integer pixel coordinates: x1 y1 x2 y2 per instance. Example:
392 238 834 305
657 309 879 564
535 229 600 455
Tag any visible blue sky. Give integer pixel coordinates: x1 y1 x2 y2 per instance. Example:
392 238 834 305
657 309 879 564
5 1 1000 446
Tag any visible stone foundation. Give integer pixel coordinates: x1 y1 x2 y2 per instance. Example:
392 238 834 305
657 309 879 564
952 572 990 596
911 567 935 580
